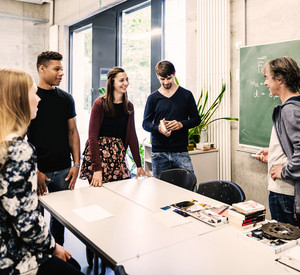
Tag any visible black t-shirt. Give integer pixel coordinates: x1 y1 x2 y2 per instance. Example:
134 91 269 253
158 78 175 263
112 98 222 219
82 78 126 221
100 103 128 145
27 87 76 173
143 86 200 152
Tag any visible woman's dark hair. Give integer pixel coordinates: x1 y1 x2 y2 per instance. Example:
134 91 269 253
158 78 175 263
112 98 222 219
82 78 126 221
101 67 130 117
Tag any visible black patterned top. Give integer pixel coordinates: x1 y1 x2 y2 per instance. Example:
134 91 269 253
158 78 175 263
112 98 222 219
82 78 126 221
0 136 56 275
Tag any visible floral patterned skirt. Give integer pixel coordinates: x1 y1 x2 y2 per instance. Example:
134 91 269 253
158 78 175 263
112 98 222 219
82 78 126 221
79 136 130 183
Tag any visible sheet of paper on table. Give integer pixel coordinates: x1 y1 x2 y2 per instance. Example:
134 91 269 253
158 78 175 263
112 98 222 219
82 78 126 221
73 204 113 222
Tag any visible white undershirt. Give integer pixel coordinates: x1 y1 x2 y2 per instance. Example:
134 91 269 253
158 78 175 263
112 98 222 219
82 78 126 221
268 127 294 196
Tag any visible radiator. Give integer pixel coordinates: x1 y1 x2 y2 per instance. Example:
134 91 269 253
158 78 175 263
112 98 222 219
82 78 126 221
197 0 231 180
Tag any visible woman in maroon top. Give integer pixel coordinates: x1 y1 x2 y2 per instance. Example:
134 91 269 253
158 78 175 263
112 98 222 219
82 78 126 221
80 67 149 268
80 67 149 187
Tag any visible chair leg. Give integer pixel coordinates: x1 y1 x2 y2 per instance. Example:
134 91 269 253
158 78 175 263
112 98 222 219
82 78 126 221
93 255 99 275
86 246 94 268
100 258 107 275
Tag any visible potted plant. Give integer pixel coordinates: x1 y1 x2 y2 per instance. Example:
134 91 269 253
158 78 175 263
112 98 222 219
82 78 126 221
188 83 238 147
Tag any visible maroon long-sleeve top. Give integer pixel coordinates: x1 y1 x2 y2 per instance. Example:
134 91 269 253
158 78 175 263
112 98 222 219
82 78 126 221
88 97 142 172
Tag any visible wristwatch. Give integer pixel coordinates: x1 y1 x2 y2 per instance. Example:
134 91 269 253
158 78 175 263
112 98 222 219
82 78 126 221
73 164 80 168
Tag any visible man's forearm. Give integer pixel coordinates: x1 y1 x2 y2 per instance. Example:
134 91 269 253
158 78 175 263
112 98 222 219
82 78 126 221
69 130 80 165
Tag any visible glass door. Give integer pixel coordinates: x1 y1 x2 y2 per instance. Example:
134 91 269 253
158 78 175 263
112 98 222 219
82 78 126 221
70 25 93 151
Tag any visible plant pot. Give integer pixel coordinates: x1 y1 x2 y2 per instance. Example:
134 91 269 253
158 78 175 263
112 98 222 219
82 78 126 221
187 144 194 151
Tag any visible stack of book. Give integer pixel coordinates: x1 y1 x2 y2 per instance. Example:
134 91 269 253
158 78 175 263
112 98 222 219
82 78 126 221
228 200 266 230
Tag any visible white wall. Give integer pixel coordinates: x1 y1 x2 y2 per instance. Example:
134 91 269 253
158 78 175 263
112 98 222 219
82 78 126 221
230 0 300 218
186 0 197 93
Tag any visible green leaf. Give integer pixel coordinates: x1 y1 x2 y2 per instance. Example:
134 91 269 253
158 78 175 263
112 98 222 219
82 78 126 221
98 87 106 95
188 83 238 142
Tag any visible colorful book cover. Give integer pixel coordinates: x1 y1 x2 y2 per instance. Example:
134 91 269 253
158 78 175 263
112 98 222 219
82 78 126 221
228 208 266 220
232 200 265 214
229 213 265 226
171 200 210 213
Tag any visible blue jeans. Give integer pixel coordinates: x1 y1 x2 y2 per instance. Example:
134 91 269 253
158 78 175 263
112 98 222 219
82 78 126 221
45 168 71 245
151 152 194 178
269 191 300 227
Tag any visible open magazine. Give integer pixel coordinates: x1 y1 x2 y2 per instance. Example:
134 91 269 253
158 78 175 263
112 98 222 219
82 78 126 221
171 200 228 227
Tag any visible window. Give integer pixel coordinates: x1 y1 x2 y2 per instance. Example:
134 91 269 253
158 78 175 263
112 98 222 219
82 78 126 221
70 25 92 150
121 2 151 143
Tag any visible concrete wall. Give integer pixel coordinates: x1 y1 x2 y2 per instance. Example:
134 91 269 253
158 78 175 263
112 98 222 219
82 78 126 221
230 0 300 218
0 0 50 82
52 0 98 89
0 0 101 86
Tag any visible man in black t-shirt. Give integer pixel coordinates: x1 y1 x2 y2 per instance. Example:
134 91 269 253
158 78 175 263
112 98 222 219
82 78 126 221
27 51 80 246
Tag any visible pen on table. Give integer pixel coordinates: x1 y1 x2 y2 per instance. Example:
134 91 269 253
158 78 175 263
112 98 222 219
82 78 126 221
218 206 229 215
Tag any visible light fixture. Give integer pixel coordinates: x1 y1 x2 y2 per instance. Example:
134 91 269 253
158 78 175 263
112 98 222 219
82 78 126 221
14 0 46 4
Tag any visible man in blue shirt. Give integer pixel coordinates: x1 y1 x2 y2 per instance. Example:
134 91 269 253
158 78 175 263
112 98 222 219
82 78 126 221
143 60 200 178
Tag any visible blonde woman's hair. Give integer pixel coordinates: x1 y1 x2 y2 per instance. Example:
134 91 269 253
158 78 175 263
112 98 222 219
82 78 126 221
0 69 33 167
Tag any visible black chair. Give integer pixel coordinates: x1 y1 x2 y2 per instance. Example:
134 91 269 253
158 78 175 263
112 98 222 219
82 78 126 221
114 265 128 275
197 180 246 205
159 168 197 191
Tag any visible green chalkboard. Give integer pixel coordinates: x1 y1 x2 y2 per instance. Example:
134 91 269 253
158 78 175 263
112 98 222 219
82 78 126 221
239 39 300 148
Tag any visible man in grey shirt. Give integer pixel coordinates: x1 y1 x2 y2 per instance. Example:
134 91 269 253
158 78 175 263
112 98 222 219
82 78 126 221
256 56 300 227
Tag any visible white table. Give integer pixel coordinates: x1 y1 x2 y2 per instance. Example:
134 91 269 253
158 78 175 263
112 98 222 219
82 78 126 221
39 178 217 272
40 177 298 275
104 177 223 212
121 225 299 275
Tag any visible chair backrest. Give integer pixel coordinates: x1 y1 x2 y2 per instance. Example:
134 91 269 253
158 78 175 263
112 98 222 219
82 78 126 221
114 265 128 275
159 168 197 191
197 180 246 205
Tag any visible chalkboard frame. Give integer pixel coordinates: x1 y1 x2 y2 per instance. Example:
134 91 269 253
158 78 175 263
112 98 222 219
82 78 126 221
239 39 300 149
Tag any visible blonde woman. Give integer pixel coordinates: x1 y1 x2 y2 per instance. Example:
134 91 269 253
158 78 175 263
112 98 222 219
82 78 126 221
0 69 83 275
